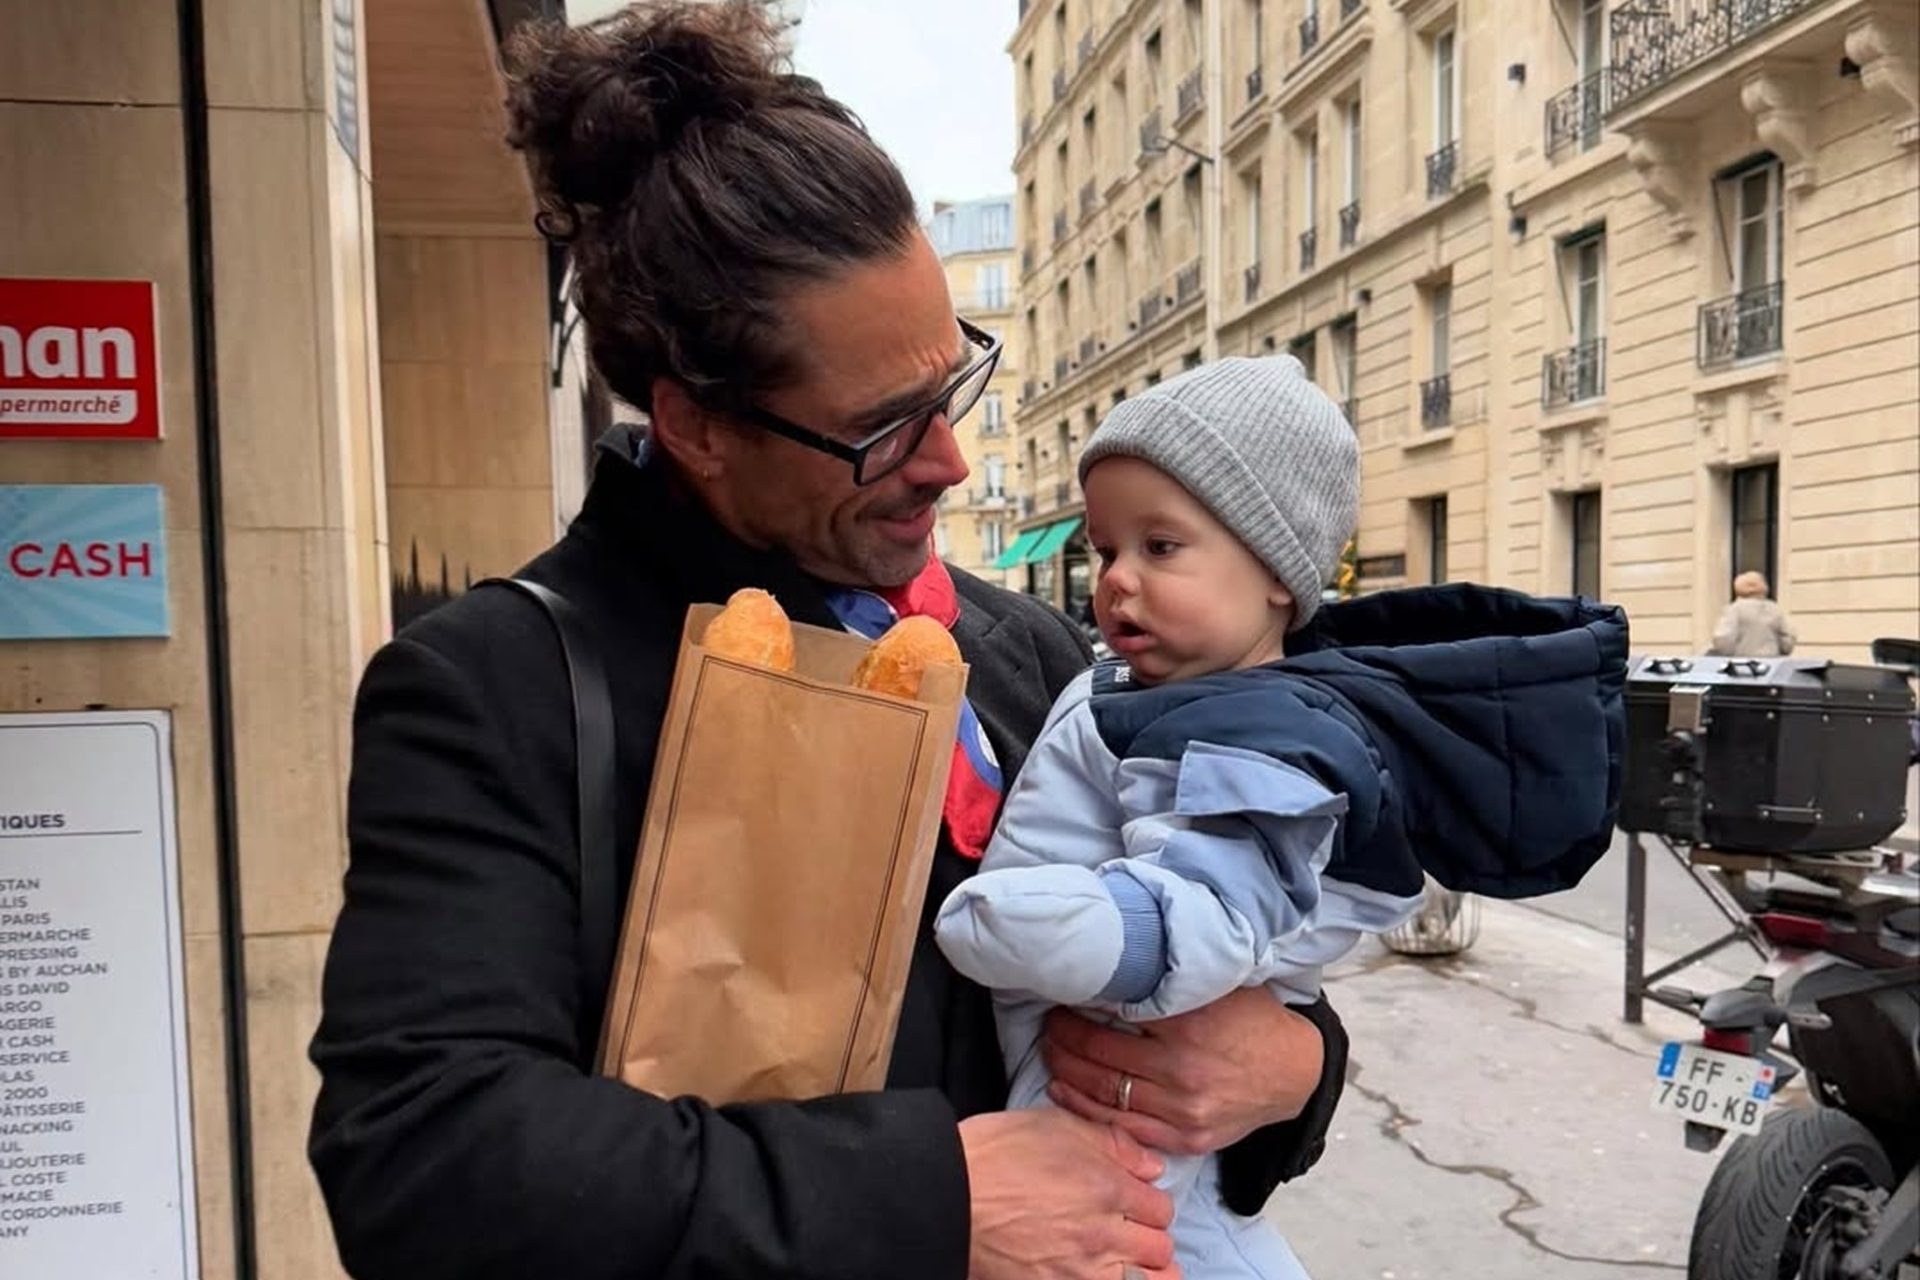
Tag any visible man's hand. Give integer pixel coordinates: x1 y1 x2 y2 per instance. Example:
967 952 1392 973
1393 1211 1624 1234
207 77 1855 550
1041 988 1324 1157
960 1109 1181 1280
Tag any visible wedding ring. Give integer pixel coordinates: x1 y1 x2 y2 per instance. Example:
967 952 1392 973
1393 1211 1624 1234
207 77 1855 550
1115 1072 1134 1113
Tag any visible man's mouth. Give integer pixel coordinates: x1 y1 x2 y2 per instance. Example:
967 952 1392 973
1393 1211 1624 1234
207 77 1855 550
871 502 938 543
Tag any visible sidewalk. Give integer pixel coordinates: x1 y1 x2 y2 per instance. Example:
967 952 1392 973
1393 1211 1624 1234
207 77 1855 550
1266 898 1768 1278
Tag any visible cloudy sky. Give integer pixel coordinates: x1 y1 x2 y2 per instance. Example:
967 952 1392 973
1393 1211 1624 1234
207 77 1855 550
567 0 1020 211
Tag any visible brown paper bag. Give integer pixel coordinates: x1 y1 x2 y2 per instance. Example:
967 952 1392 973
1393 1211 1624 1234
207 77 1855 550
598 602 967 1104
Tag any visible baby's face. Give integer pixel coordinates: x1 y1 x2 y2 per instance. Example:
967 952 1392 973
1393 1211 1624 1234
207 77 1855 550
1083 457 1293 686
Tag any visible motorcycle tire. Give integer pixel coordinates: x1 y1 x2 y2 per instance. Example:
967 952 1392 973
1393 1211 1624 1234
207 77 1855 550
1687 1106 1896 1280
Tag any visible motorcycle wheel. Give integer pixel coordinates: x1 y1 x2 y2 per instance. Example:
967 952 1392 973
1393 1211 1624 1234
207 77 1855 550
1688 1107 1896 1280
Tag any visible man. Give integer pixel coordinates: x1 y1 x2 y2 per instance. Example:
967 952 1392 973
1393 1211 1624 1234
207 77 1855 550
308 6 1347 1277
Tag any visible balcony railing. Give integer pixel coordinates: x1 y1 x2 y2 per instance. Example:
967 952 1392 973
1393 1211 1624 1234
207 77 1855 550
1139 289 1167 329
1176 69 1205 121
1054 354 1071 384
1022 376 1038 403
1610 0 1825 112
1246 65 1264 102
1244 261 1262 302
1545 69 1610 160
1542 338 1607 409
1053 66 1067 103
1338 200 1360 248
1299 227 1318 271
1020 112 1034 146
1425 140 1459 198
1079 28 1095 68
1139 108 1163 155
1299 9 1321 57
1053 209 1069 243
1420 373 1452 429
1055 480 1074 509
1340 0 1363 18
1079 335 1099 365
1698 281 1784 368
1175 259 1203 306
1020 246 1034 277
1079 181 1097 222
956 289 1012 312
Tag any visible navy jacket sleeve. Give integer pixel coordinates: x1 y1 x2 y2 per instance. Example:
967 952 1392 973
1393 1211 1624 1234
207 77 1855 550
308 635 970 1280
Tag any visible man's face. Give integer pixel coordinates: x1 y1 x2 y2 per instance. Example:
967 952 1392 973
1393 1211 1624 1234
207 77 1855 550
709 233 973 589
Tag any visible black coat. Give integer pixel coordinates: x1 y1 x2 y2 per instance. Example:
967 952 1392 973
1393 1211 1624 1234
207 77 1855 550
309 445 1347 1280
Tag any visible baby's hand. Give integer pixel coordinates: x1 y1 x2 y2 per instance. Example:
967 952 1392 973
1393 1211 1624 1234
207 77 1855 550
933 865 1124 1006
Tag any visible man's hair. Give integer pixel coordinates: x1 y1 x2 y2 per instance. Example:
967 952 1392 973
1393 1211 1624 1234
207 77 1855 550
505 1 920 415
1733 571 1770 598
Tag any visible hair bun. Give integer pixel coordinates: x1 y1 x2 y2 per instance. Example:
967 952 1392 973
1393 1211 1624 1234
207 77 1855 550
507 1 791 225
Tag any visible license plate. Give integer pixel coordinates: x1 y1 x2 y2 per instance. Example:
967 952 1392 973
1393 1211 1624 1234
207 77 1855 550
1651 1043 1776 1135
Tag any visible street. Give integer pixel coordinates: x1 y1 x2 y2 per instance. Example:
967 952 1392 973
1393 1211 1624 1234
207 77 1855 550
1268 844 1785 1279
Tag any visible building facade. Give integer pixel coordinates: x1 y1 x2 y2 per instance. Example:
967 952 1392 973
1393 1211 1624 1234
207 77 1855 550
928 196 1021 587
1009 0 1918 659
2 2 589 1278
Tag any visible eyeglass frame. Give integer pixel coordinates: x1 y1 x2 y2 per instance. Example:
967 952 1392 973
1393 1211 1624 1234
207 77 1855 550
730 318 1003 486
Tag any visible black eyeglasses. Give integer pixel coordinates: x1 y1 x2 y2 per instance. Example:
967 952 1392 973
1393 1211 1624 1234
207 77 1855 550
735 319 1003 485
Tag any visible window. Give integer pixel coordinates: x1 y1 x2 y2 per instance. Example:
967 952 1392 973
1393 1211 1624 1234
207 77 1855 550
981 203 1012 250
1727 159 1784 295
1430 282 1452 374
978 262 1009 310
1109 73 1130 164
1577 0 1605 83
1291 331 1318 381
1568 233 1605 346
1056 421 1073 468
1343 99 1362 205
984 454 1007 498
1423 495 1450 584
1182 348 1203 371
1300 128 1319 232
1082 107 1099 183
1023 180 1038 245
1185 0 1204 59
1570 490 1601 598
1331 317 1357 418
1433 28 1458 148
1731 463 1778 592
981 391 1006 435
1056 139 1070 194
1249 0 1265 71
1243 169 1264 265
1182 165 1204 248
1144 198 1164 265
983 521 1006 561
1145 29 1164 97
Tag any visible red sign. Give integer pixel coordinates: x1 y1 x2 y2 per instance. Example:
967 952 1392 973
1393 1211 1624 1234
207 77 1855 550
0 278 162 441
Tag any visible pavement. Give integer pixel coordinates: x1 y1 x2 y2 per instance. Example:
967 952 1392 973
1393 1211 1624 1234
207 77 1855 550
1264 839 1793 1280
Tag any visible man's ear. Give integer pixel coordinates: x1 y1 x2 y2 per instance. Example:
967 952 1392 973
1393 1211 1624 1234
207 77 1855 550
648 379 731 481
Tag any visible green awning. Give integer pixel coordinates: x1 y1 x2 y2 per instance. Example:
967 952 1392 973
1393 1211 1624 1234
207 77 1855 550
1026 516 1083 562
992 526 1048 570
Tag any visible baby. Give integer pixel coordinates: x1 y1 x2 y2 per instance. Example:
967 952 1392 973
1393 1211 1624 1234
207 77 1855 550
935 355 1627 1279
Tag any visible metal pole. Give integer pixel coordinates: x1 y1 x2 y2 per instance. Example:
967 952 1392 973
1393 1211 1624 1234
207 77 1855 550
1624 831 1647 1024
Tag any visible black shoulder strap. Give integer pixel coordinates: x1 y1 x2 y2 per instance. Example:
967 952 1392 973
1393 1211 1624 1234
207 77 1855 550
477 577 619 1054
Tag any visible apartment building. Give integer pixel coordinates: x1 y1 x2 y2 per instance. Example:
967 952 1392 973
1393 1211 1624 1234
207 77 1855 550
929 196 1022 587
1009 0 1918 659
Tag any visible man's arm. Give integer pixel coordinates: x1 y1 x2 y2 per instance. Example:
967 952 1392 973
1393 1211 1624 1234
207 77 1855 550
309 636 969 1280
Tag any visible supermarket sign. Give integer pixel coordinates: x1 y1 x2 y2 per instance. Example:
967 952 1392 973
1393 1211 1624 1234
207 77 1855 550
0 278 162 440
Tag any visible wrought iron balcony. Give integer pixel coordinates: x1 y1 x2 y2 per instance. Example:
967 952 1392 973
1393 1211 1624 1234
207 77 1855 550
1020 112 1035 147
1176 69 1205 121
1610 0 1826 112
1338 201 1360 248
1340 0 1363 18
1079 28 1095 68
1299 9 1321 57
1139 290 1167 329
1022 376 1038 403
1425 140 1459 198
1698 282 1784 368
1053 66 1067 103
1420 373 1452 429
1541 338 1607 409
1544 69 1610 160
1053 209 1069 243
1175 259 1203 306
1080 181 1097 221
1079 335 1099 365
1139 108 1163 155
1055 480 1074 509
1247 65 1264 102
1299 227 1318 271
1020 246 1035 277
1244 262 1262 303
1055 353 1071 383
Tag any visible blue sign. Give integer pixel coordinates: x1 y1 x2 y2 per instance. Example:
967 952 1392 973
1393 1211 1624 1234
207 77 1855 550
0 485 170 639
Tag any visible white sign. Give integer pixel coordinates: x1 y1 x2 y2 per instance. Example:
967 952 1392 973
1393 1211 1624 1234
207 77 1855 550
0 711 198 1279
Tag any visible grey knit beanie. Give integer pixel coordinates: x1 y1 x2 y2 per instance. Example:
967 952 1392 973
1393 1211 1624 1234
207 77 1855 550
1078 355 1358 628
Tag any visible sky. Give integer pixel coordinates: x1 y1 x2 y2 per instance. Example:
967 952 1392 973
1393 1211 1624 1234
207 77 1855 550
567 0 1021 212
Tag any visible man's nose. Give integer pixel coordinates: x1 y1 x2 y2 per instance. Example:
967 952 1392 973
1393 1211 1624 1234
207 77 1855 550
899 411 970 489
